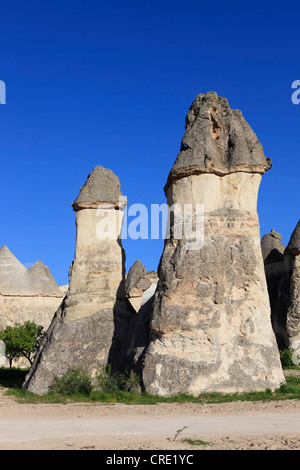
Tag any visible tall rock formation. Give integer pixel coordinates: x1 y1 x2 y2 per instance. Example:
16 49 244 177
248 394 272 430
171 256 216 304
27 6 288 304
261 230 291 349
143 91 285 396
285 220 300 349
23 166 132 394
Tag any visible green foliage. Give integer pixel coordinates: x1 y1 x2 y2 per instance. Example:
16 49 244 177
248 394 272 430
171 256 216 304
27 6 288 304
183 438 211 446
95 364 141 394
6 373 299 404
48 367 92 396
3 366 300 405
280 349 295 368
0 321 44 368
276 375 300 395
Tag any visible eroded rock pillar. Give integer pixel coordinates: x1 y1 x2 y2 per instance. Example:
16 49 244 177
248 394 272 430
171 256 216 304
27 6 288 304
143 92 285 396
23 166 131 394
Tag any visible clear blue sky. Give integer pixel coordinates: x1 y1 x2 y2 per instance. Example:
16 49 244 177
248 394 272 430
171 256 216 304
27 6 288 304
1 0 299 285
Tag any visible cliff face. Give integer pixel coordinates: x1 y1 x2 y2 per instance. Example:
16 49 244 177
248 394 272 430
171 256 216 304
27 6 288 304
142 92 284 396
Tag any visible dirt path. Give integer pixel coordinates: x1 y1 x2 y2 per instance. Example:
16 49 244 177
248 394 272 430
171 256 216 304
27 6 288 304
0 386 300 450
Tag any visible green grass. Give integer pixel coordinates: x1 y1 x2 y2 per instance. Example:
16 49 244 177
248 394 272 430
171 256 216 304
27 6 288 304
183 438 211 446
1 366 300 405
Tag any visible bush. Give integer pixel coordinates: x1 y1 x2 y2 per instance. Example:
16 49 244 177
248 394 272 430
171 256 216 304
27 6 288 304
95 364 140 394
48 367 92 396
280 349 295 368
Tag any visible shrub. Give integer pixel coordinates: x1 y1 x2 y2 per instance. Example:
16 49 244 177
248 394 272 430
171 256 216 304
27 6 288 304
95 364 140 394
280 349 295 368
0 321 44 368
48 367 92 395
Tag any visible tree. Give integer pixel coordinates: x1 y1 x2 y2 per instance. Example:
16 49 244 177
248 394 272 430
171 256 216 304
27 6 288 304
0 321 44 368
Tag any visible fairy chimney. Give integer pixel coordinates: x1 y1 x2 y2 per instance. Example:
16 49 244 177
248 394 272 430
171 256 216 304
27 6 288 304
23 166 132 394
143 92 285 396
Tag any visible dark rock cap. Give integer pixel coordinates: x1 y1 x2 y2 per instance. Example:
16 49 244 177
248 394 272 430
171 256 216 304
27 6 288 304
261 230 285 264
165 91 272 193
125 260 151 298
72 166 126 211
285 219 300 256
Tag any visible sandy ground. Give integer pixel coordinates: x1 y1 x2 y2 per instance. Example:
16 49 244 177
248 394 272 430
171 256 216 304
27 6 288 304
0 372 300 451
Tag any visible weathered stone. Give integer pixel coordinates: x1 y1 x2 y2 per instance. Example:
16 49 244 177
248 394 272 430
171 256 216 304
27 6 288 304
123 269 158 378
0 246 64 335
23 166 133 394
141 271 158 308
285 220 300 349
125 260 152 312
0 246 62 297
164 91 272 192
0 245 29 296
261 229 285 264
285 220 300 256
261 231 291 349
142 92 284 396
72 165 125 211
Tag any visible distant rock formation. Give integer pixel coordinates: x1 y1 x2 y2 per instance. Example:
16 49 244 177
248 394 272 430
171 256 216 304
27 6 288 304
123 262 158 378
142 91 285 396
261 222 300 351
261 229 285 264
0 245 62 297
23 166 133 394
285 220 300 349
0 245 64 332
125 260 152 312
261 230 291 349
286 220 300 256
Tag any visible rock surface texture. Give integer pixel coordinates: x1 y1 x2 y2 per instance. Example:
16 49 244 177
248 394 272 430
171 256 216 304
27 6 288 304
285 220 300 349
143 92 285 396
0 246 64 332
23 166 132 394
123 263 158 377
125 260 152 312
261 230 291 349
261 222 300 351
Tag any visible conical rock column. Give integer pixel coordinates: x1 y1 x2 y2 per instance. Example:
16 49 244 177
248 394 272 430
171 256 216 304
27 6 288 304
143 92 285 396
23 166 131 394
